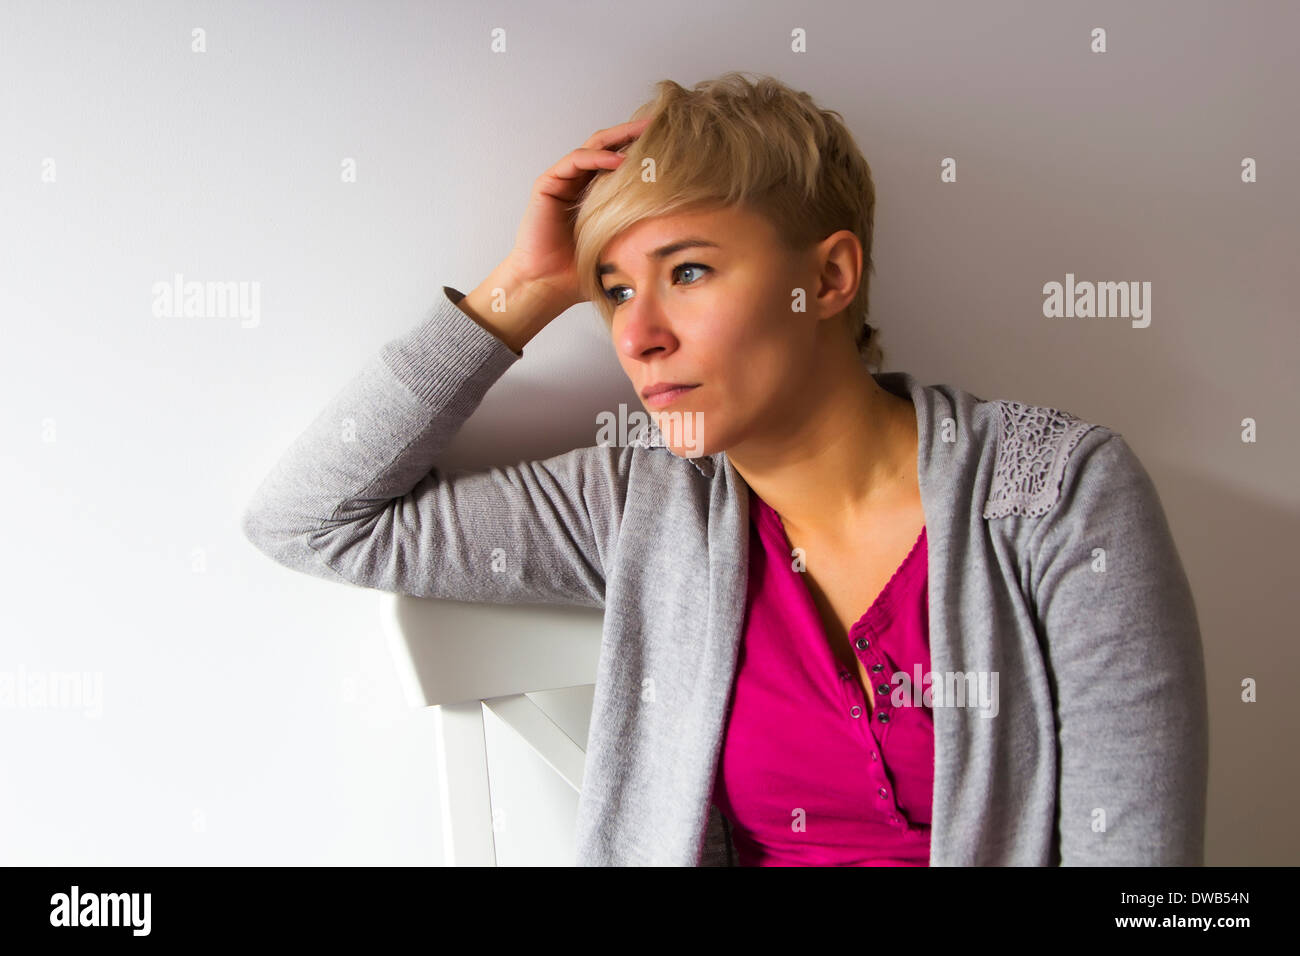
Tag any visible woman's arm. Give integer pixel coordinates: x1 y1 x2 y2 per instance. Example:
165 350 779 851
240 120 657 606
1028 430 1210 865
240 285 628 608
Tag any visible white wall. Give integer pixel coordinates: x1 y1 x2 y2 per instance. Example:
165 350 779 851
1 0 1295 865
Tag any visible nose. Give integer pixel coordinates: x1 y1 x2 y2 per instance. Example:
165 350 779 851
615 294 680 361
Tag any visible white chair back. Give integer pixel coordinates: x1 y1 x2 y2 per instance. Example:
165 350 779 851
379 593 604 865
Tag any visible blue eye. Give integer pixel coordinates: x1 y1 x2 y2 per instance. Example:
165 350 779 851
604 263 712 307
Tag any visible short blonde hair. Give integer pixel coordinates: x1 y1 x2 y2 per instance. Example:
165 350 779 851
572 71 883 371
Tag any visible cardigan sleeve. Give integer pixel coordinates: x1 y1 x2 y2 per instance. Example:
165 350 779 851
240 286 627 609
1028 430 1209 865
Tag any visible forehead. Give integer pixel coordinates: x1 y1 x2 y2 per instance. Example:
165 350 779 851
598 204 773 269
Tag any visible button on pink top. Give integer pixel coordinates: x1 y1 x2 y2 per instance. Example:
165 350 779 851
710 487 934 866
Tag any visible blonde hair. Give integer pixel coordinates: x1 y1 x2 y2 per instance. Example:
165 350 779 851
571 71 883 371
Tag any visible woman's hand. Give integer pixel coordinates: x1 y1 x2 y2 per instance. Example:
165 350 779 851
503 117 652 312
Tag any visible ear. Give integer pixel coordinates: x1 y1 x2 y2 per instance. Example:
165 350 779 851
812 230 863 321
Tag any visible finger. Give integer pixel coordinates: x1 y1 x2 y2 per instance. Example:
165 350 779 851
533 147 628 203
581 117 652 151
541 147 627 187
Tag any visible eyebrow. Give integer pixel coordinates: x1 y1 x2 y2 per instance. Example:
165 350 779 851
597 238 722 278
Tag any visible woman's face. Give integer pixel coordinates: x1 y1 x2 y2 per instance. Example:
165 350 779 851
597 204 831 459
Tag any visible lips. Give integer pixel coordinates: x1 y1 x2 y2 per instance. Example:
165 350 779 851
643 384 699 409
641 382 698 398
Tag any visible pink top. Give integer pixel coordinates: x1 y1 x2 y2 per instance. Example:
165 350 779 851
710 487 934 865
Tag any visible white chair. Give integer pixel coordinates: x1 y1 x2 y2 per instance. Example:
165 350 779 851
380 592 737 866
379 592 605 866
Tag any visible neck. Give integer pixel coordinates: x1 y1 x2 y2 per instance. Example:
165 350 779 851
726 352 918 546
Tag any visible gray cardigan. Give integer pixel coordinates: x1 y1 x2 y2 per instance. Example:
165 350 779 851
241 285 1209 866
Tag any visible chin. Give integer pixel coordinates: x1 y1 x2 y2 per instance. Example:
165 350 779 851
655 410 714 460
666 441 713 461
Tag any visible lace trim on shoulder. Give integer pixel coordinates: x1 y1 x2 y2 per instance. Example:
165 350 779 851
983 400 1099 519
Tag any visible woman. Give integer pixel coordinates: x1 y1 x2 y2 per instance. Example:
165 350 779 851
242 72 1208 866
